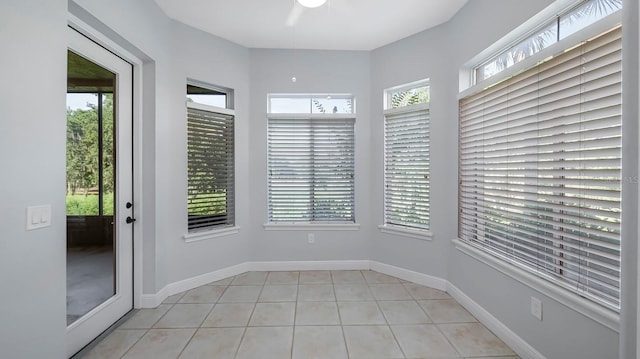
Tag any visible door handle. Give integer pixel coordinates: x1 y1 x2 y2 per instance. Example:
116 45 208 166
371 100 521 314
126 202 133 209
126 216 136 224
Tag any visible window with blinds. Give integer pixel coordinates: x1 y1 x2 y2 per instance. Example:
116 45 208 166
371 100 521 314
459 26 622 309
383 83 430 230
187 105 235 230
267 117 355 223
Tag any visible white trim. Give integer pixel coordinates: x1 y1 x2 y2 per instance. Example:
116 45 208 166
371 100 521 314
378 224 433 241
382 102 429 116
183 226 240 243
263 223 360 231
369 261 447 291
68 9 145 312
186 101 235 116
453 239 620 332
249 260 370 272
266 113 356 120
447 283 546 359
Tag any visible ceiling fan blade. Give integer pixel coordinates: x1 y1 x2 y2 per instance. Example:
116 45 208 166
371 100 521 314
285 3 305 27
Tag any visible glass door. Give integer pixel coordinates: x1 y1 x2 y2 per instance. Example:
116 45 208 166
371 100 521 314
66 27 134 357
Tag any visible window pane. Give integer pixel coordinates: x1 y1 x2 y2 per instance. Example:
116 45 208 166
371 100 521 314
389 86 430 109
187 107 235 230
268 118 355 222
560 0 622 40
270 97 311 113
481 22 557 80
187 84 227 108
311 97 354 114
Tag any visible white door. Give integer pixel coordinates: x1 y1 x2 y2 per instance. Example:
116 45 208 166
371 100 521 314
66 27 134 357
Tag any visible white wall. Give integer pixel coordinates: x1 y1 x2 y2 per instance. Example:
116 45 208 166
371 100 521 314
0 1 68 358
248 49 373 263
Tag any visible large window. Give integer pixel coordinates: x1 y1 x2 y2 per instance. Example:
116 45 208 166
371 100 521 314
475 0 622 82
267 94 355 223
187 83 235 231
459 23 622 310
383 81 431 231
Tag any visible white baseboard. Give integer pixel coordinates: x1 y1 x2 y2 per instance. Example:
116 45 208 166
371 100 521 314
370 261 448 291
248 260 370 272
447 283 546 359
137 259 543 359
139 286 168 308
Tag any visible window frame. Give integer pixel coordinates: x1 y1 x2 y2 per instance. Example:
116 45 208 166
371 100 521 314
380 80 432 240
184 82 238 241
457 6 623 328
265 94 358 229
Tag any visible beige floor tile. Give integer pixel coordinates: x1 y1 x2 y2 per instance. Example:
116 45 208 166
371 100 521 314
207 277 233 286
439 323 516 357
379 300 432 324
218 285 262 303
178 327 244 359
231 272 267 285
299 270 332 284
419 299 477 323
122 329 195 359
248 302 296 326
334 284 374 301
331 270 365 283
404 283 451 300
201 303 254 327
369 284 413 300
361 271 401 284
298 284 335 301
338 301 386 325
392 324 459 358
295 301 340 325
178 285 226 303
83 330 146 359
266 271 300 284
293 326 348 359
259 285 298 302
118 305 172 329
162 292 185 304
153 304 213 328
342 325 403 358
235 327 293 359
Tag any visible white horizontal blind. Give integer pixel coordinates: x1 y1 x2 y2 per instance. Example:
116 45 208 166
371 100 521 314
384 106 430 229
268 117 355 222
459 27 622 309
187 107 235 230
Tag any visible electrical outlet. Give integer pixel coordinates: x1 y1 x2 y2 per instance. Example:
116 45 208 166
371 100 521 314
530 296 543 321
307 233 315 244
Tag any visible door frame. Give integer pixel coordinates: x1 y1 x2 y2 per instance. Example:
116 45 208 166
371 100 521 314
68 12 144 322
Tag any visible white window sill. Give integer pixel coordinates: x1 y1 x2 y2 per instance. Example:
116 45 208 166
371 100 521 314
263 223 360 231
378 225 433 240
183 226 240 243
452 238 620 332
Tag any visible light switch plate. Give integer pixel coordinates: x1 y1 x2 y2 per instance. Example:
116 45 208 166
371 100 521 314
26 205 51 230
530 296 543 321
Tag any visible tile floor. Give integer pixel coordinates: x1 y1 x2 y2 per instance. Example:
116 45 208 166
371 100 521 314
81 270 518 359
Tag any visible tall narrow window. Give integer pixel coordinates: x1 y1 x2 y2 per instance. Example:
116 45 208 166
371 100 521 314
267 94 356 223
187 83 235 231
383 81 431 231
459 26 622 309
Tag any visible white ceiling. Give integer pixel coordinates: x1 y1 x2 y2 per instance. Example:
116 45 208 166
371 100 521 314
153 0 469 51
